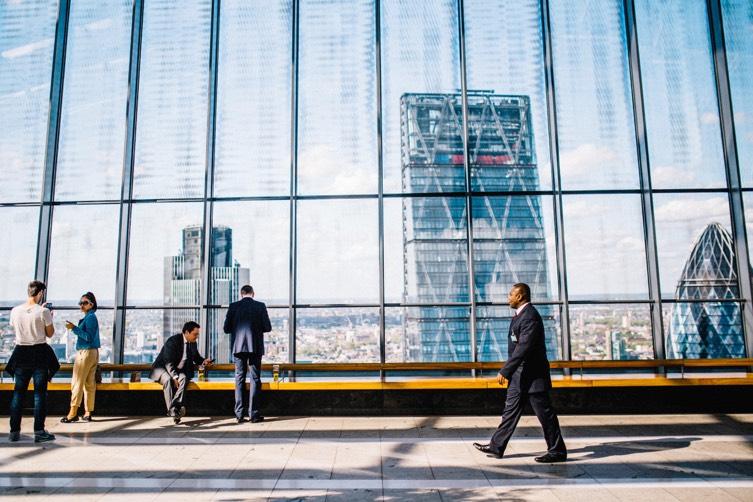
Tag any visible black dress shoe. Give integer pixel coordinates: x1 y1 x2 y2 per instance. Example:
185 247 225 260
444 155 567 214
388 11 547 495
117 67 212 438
236 417 246 424
534 452 567 463
473 442 501 458
250 415 265 423
60 416 79 423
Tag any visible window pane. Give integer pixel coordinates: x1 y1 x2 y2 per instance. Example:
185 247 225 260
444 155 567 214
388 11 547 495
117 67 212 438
569 304 653 360
563 195 648 300
385 197 469 304
386 306 470 362
124 308 198 362
207 307 288 364
664 302 745 358
465 0 551 190
381 0 462 193
297 0 377 195
51 310 114 363
211 201 290 305
296 307 379 363
654 193 736 300
214 0 291 197
473 195 557 303
477 305 561 361
635 0 726 189
0 1 58 202
0 207 39 306
55 0 132 201
550 0 639 189
721 0 753 187
126 202 204 305
47 204 120 307
133 0 211 199
744 192 753 265
296 200 378 304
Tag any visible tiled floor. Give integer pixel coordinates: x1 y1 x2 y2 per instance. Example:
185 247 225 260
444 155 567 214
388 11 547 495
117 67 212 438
0 414 751 500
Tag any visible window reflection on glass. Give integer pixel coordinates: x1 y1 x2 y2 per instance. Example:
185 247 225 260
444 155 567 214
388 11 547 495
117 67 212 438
133 0 211 199
297 0 377 195
124 308 199 363
473 196 558 303
211 201 290 306
296 307 379 363
0 207 39 305
384 197 469 304
381 0 461 193
464 0 551 190
477 305 561 362
721 0 753 187
55 0 132 201
52 310 114 363
296 200 378 304
569 304 653 360
663 302 744 359
550 0 639 189
126 202 204 306
563 195 648 300
386 306 470 362
207 307 288 364
0 0 58 202
47 204 120 307
635 0 726 189
214 0 292 196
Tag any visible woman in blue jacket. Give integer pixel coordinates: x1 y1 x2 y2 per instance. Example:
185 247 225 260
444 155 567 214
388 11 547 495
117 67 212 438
61 292 101 423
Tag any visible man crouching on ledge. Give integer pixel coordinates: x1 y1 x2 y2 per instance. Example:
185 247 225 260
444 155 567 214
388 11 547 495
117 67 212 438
151 321 213 424
474 283 567 463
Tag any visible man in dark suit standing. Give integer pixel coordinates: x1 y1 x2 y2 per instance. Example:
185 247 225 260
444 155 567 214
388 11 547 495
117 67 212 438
474 283 567 463
223 285 272 423
151 321 213 424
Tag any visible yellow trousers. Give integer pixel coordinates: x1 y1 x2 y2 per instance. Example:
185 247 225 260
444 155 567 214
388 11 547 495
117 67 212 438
70 349 98 412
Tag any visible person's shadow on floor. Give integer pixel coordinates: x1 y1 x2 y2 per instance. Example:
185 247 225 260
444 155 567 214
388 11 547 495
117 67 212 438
499 437 701 461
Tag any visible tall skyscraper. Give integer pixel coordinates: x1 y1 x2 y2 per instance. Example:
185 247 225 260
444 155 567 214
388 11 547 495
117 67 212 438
164 225 249 359
400 92 559 362
667 223 746 358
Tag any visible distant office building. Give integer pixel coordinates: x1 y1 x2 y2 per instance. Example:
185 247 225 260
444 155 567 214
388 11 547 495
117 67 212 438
667 223 746 358
164 225 249 359
400 92 559 362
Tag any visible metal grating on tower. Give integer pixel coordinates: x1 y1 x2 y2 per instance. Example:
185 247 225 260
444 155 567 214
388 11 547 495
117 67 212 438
400 92 559 362
667 223 746 358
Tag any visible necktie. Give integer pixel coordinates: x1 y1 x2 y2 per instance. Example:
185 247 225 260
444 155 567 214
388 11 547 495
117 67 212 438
178 342 188 369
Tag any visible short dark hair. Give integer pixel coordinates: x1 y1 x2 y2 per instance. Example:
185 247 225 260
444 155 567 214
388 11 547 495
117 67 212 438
28 281 46 298
182 321 201 333
82 292 97 311
240 285 254 295
512 283 531 302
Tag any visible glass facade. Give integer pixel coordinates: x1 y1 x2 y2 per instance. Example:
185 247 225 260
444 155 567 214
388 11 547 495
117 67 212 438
1 0 752 365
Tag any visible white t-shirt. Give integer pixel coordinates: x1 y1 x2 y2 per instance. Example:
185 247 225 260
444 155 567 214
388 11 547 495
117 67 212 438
10 303 53 346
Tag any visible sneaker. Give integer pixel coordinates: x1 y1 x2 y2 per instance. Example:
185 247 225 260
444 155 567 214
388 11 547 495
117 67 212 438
8 432 20 442
34 430 56 443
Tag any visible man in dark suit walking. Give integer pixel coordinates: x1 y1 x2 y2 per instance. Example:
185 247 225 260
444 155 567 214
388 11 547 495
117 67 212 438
151 321 213 424
474 283 567 463
223 285 272 423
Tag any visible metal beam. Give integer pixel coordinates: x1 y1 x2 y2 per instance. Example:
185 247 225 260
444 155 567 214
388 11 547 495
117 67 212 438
112 0 144 364
540 0 571 360
35 0 70 283
623 0 665 360
706 0 753 359
375 0 386 371
288 0 300 368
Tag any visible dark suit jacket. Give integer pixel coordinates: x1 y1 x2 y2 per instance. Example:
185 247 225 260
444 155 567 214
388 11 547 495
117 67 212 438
151 334 205 380
499 304 552 393
5 343 61 382
223 297 272 356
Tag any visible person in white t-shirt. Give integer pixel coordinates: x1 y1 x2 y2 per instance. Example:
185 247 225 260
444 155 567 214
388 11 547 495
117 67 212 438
7 281 56 443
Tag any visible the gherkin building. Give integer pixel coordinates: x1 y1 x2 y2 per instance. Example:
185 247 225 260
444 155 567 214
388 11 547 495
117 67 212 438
667 223 746 358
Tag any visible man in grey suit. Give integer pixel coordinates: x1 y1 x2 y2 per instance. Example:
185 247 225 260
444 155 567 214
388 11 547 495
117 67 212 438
223 285 272 423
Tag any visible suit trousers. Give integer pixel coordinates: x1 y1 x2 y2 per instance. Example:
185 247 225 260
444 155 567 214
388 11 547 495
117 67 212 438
233 352 262 419
153 368 188 414
489 384 566 457
70 348 98 412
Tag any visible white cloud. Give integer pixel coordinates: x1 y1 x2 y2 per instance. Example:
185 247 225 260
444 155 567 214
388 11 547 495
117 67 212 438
297 144 375 194
650 164 698 187
2 38 53 59
654 196 729 223
701 112 719 125
559 143 619 178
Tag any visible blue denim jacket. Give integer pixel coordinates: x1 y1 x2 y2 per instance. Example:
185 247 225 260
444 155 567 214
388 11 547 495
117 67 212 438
72 311 101 350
